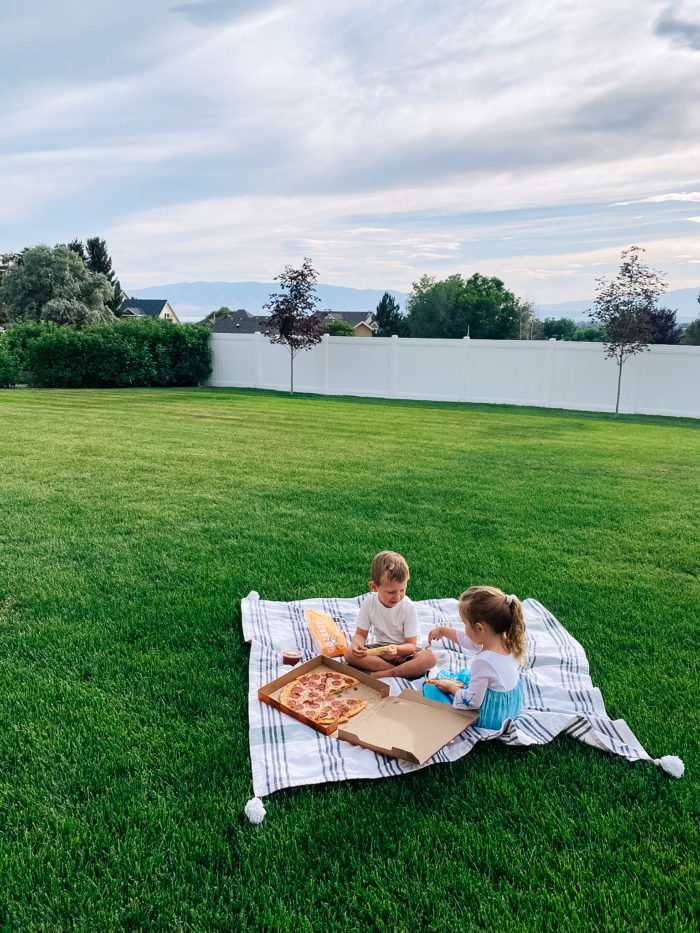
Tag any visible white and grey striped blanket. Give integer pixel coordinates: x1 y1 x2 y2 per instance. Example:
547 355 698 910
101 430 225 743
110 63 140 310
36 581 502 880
242 591 681 812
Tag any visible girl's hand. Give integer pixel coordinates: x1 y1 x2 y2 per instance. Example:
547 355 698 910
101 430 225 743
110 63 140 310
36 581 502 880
427 626 443 644
426 677 464 695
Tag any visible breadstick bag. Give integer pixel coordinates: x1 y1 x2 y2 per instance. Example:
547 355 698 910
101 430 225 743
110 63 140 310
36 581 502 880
304 610 348 657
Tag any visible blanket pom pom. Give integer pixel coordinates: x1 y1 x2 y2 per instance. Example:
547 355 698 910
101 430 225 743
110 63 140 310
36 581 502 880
244 796 266 823
654 756 684 778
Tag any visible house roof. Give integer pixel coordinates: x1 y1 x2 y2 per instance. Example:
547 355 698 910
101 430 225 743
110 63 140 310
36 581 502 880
197 310 271 334
120 299 171 318
326 311 374 326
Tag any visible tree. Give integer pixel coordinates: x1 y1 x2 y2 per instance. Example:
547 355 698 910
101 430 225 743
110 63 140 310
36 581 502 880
0 244 115 326
0 252 21 326
648 307 682 344
406 273 520 339
67 239 87 263
375 292 408 336
325 319 355 336
264 258 327 394
680 318 700 345
85 236 123 316
541 317 579 341
590 246 662 414
572 325 607 342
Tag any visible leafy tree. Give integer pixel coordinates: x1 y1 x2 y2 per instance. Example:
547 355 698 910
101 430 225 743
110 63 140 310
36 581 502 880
406 273 520 339
0 244 115 326
517 299 538 339
0 252 22 326
590 246 662 414
325 319 355 336
572 325 607 342
542 317 579 340
648 307 682 344
264 258 327 394
680 318 700 345
375 292 408 336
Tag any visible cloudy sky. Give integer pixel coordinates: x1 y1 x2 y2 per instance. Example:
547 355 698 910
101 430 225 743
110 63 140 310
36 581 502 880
2 0 700 304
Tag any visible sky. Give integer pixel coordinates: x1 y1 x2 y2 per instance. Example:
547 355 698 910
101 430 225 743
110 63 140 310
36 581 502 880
2 0 700 306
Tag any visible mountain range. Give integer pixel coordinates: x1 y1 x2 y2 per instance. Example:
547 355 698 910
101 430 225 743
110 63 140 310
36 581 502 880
129 281 700 324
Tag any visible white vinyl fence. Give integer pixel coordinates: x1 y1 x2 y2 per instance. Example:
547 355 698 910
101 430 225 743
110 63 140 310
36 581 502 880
206 333 700 419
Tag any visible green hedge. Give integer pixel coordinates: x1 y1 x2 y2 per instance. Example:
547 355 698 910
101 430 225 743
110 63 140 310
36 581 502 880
24 318 212 388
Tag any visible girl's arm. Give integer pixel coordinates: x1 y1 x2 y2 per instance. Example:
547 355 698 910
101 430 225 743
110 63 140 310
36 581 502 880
451 658 491 710
427 625 459 644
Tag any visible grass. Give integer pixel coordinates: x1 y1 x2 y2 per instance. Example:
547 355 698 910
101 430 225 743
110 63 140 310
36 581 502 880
0 386 697 933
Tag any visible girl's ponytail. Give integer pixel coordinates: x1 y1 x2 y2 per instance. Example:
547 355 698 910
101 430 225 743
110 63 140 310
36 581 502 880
503 597 527 666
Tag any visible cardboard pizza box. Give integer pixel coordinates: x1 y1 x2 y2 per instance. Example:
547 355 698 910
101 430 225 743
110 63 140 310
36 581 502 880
337 690 478 765
258 655 478 761
258 655 388 736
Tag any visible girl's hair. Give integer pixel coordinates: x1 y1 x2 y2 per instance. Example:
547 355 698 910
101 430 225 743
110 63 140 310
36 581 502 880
458 586 527 665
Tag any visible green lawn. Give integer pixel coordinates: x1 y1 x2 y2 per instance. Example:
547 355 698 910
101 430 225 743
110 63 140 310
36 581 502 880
0 387 697 933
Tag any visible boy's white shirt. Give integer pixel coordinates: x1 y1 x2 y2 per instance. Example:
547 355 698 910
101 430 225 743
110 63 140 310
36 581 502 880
355 592 420 645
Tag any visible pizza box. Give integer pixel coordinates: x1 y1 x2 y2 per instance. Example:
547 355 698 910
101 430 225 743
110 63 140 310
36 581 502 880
258 655 389 736
258 655 478 762
337 690 478 765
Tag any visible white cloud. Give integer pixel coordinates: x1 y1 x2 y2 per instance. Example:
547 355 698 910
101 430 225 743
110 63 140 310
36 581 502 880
2 0 700 305
614 192 700 206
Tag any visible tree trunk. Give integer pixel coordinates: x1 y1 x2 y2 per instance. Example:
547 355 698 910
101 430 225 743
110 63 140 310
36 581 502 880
290 351 294 395
615 357 623 414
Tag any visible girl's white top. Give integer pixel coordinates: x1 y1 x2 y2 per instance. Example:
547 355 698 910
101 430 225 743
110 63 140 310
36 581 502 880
453 629 520 709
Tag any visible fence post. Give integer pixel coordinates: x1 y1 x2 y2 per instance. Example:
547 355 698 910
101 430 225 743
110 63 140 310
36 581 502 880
254 331 262 389
322 333 330 396
461 336 470 402
390 335 399 398
545 338 556 407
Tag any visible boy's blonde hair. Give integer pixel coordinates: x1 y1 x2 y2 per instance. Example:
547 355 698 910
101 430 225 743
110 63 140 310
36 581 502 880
371 550 409 585
458 585 527 666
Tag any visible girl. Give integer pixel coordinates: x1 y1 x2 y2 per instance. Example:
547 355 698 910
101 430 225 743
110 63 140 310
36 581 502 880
425 586 527 730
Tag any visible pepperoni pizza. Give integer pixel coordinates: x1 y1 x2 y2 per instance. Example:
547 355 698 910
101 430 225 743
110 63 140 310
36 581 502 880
279 669 367 725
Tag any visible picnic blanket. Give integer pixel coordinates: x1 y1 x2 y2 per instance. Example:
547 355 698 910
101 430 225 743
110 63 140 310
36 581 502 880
242 592 683 822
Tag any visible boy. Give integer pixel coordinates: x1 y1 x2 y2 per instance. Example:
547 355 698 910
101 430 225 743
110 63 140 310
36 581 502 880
344 550 436 679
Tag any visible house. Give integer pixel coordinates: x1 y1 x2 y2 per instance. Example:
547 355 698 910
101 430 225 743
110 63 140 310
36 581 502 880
119 298 181 323
198 308 378 337
324 311 377 336
197 309 269 334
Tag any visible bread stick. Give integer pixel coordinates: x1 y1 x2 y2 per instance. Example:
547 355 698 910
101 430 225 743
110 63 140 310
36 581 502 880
365 645 398 656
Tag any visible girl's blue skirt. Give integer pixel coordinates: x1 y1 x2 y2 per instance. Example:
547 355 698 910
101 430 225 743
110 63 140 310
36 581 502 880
423 668 522 730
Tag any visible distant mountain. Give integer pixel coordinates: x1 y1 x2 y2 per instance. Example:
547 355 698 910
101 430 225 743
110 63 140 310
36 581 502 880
538 287 700 324
128 281 409 322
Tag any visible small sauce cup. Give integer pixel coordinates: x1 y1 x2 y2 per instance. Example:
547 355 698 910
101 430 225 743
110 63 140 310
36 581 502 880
282 649 302 666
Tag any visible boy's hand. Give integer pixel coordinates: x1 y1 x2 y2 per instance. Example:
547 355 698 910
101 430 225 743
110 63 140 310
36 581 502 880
350 636 367 658
365 645 398 658
427 626 443 644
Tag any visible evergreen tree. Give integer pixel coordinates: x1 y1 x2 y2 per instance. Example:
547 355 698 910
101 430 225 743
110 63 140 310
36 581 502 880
648 307 682 344
85 237 115 282
375 292 408 336
67 239 87 262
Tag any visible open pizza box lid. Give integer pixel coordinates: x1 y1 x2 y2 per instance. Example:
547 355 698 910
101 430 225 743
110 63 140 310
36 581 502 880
338 691 478 765
258 655 478 762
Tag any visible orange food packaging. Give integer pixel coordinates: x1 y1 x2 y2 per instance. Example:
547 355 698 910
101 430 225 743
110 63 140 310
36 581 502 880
304 610 348 658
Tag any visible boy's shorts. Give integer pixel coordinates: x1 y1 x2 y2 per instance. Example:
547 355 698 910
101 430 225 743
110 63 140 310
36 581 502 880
366 644 418 666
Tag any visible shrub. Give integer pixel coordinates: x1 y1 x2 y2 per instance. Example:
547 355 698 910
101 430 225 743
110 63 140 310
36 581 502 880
0 344 20 387
3 321 59 371
26 319 212 388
